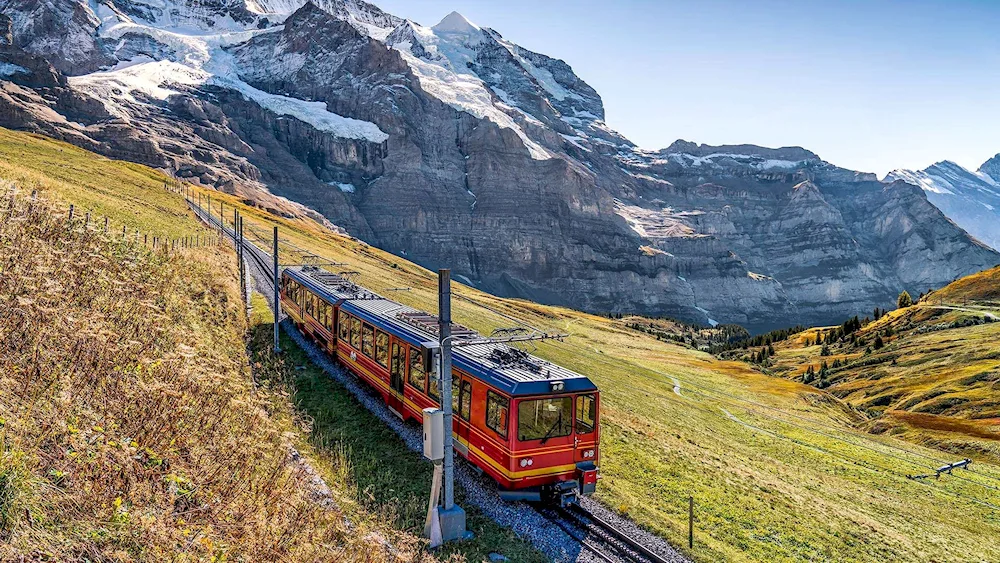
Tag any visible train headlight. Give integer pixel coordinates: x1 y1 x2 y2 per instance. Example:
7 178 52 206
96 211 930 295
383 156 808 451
584 449 595 458
520 457 533 468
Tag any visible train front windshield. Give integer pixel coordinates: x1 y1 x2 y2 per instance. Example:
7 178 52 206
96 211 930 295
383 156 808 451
518 397 573 442
517 394 598 442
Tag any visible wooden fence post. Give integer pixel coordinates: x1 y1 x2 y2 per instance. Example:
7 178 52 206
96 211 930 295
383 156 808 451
688 496 694 549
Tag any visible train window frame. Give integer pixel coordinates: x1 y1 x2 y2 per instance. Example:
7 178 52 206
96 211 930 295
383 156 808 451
361 324 375 359
407 347 426 393
459 380 472 421
305 292 315 318
318 300 330 330
350 317 361 350
576 394 597 435
428 373 440 402
485 391 509 439
338 311 350 341
517 397 573 442
391 343 405 380
375 331 389 368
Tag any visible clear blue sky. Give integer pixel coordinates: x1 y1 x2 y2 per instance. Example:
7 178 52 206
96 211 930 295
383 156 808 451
376 0 1000 176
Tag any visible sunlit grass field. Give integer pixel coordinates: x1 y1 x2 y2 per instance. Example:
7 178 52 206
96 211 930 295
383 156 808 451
3 126 1000 562
768 272 1000 464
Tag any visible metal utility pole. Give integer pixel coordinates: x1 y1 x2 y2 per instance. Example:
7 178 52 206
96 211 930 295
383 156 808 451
437 269 467 541
238 215 245 301
273 226 280 353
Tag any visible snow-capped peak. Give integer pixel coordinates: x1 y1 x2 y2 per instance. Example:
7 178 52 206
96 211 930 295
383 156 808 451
432 11 479 34
980 153 1000 185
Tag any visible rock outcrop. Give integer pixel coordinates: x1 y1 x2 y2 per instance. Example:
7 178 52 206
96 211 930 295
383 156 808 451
1 0 996 332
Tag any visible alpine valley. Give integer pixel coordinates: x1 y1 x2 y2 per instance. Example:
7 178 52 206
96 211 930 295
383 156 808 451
1 0 997 331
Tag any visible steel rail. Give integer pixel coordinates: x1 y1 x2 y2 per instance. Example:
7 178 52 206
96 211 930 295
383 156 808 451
560 504 676 563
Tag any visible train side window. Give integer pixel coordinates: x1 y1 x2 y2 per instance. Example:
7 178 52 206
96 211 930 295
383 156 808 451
459 380 472 421
452 378 460 413
375 331 389 368
338 311 350 341
307 293 316 318
391 343 405 380
408 348 426 393
350 317 361 349
362 324 374 358
318 300 329 329
576 394 597 434
428 372 440 402
486 391 509 439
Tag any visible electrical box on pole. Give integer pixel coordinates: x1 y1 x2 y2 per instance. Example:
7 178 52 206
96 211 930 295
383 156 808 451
423 408 444 461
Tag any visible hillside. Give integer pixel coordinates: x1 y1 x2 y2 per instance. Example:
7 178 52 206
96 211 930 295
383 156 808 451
0 129 544 561
4 127 1000 562
764 268 1000 460
2 0 998 331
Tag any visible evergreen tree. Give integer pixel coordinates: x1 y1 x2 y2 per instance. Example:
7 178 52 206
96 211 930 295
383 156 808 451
874 335 885 350
897 290 913 309
821 344 831 356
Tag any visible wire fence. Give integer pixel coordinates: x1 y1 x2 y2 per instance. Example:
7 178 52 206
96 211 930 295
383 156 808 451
2 183 224 256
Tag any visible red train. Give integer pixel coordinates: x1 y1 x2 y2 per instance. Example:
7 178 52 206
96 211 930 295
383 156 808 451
280 266 600 503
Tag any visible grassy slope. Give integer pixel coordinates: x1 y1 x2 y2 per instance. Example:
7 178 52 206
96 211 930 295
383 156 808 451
768 269 1000 461
3 127 999 562
0 128 545 561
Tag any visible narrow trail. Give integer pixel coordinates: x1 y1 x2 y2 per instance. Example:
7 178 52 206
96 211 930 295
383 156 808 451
920 304 999 320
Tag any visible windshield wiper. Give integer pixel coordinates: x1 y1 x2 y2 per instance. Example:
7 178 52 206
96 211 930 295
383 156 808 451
539 411 563 445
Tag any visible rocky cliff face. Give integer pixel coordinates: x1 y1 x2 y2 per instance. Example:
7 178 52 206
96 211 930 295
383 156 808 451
1 0 997 331
886 160 1000 251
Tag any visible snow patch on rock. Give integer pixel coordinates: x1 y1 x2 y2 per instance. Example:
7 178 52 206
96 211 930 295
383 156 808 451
72 15 389 142
0 62 29 77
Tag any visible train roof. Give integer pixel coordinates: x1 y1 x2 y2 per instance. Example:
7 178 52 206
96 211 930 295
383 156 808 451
284 266 597 397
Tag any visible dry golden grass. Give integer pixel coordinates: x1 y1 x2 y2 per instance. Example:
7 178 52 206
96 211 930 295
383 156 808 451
0 192 435 562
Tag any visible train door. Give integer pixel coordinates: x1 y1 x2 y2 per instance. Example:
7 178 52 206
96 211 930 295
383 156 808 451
388 342 405 419
574 393 598 462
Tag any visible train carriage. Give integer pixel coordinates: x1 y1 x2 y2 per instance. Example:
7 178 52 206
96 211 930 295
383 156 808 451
280 266 600 503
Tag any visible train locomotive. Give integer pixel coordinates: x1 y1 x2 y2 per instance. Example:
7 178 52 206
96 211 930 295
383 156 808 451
279 266 600 504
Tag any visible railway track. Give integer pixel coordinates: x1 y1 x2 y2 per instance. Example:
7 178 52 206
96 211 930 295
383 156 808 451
537 503 679 563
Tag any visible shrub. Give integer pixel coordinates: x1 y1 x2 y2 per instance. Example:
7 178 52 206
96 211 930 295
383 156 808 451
897 290 913 309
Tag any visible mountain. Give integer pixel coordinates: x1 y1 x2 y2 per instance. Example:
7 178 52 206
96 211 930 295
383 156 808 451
1 0 997 331
886 159 1000 250
980 153 1000 184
